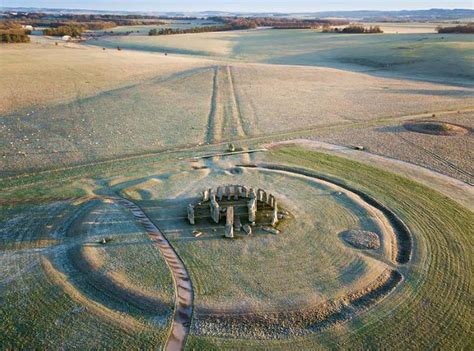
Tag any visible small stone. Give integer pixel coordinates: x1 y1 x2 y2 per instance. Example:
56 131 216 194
243 224 252 235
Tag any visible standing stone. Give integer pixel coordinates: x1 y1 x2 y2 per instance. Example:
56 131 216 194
187 204 195 225
217 186 224 201
269 194 275 208
261 190 268 204
271 201 279 227
243 224 252 236
248 198 257 224
257 189 264 202
202 189 210 202
210 194 220 223
225 206 234 238
249 188 256 199
236 186 242 199
242 186 248 199
226 185 232 201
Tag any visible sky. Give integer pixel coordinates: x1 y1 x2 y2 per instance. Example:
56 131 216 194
2 0 472 12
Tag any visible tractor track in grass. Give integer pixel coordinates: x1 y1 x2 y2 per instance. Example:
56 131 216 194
205 66 220 144
395 134 474 185
111 196 193 351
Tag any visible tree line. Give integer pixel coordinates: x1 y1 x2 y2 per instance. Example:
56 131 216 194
148 17 351 36
437 23 474 33
149 22 255 36
323 25 383 34
210 16 349 29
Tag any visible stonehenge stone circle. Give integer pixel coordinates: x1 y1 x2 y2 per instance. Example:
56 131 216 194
187 184 282 238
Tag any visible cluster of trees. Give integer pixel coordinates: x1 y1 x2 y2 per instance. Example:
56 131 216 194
43 25 84 37
0 21 30 43
437 23 474 33
323 25 383 34
3 12 167 27
149 24 245 36
1 12 170 36
0 29 30 43
212 16 348 29
149 25 214 36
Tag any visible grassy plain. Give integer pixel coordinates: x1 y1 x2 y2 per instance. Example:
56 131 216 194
186 146 473 349
2 42 472 175
88 29 474 85
0 41 212 115
0 197 175 349
117 165 391 315
1 21 473 349
314 111 474 184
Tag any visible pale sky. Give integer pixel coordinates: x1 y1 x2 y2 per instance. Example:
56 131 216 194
2 0 473 12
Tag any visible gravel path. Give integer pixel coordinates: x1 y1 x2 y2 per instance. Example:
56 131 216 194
112 196 193 351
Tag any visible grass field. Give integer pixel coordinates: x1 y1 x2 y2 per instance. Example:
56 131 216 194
0 197 175 349
1 146 472 348
87 29 474 85
1 20 473 349
2 43 472 175
185 147 473 349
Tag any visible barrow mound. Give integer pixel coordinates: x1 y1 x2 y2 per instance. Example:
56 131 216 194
340 230 381 250
403 121 469 136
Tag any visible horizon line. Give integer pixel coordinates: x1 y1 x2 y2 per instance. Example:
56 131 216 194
1 6 473 14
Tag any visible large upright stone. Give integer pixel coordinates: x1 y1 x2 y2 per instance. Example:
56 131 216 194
210 194 220 224
202 189 210 202
187 204 195 225
261 190 268 204
225 206 234 238
257 189 264 202
234 185 240 200
217 186 224 201
268 194 275 208
249 188 256 199
271 201 279 227
226 185 232 201
242 186 248 199
236 186 242 199
248 198 257 224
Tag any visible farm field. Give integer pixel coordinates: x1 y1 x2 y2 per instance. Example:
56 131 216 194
1 16 473 351
89 29 474 85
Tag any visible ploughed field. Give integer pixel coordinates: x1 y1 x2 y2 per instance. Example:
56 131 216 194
1 23 473 349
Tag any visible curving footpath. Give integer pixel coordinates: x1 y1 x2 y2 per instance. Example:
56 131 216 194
112 196 193 351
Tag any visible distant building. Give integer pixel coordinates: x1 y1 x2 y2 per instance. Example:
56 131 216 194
61 35 72 41
21 25 33 31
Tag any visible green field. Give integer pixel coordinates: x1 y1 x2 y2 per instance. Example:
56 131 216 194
1 146 472 348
